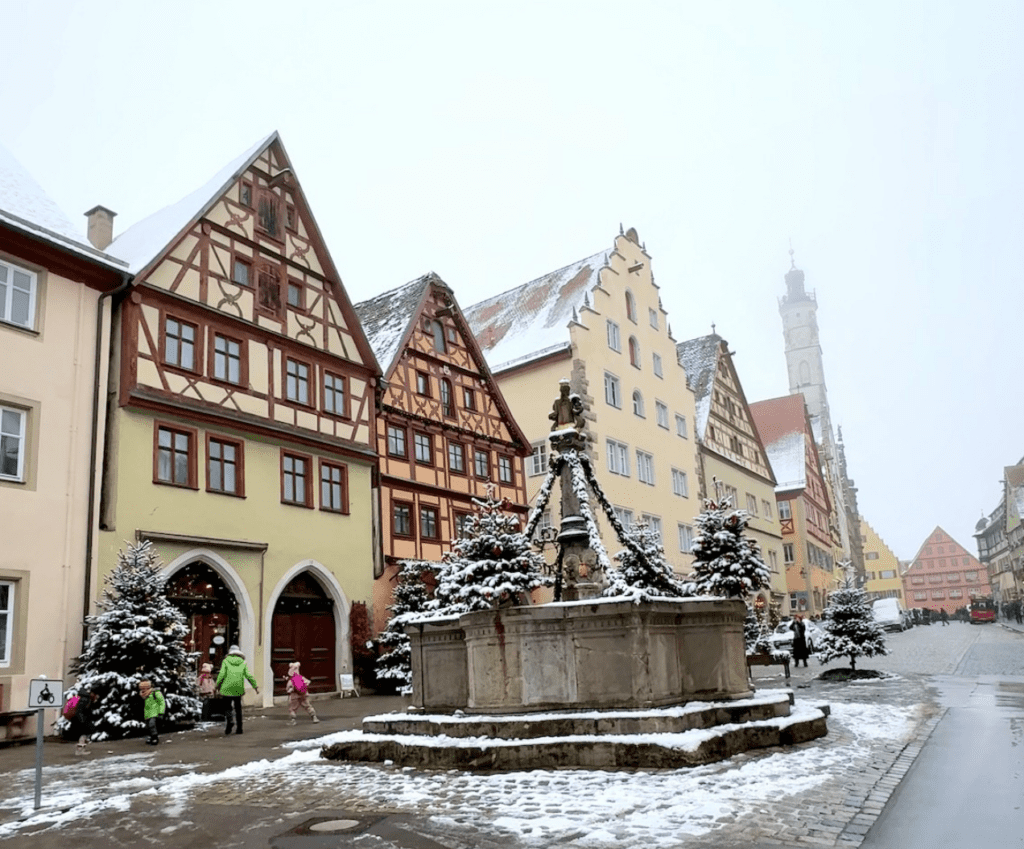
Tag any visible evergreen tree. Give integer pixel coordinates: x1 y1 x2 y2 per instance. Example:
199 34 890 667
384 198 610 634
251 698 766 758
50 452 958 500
58 541 200 741
603 520 692 601
744 606 773 655
429 493 551 614
690 498 770 599
817 578 888 670
375 560 432 691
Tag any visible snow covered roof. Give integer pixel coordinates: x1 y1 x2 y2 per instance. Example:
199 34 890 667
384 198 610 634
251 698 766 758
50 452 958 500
353 273 435 375
0 141 126 270
463 250 609 372
749 395 808 493
675 334 723 437
106 132 277 274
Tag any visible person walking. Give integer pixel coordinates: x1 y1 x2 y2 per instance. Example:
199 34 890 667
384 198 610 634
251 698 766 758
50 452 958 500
940 609 949 626
67 685 98 755
286 661 319 726
197 662 217 721
138 680 166 746
791 615 811 668
216 645 258 735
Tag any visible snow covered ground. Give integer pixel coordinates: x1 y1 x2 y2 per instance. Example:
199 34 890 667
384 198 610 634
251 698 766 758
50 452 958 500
0 700 923 845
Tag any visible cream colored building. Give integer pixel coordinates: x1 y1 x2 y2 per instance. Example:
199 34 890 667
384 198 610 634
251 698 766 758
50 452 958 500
676 334 786 614
0 143 127 726
465 228 701 580
860 519 904 604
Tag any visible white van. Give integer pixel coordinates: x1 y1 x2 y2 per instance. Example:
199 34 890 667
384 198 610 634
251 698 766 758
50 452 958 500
872 598 907 632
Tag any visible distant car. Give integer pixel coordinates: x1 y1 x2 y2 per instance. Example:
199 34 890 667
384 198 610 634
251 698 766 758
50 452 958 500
872 598 908 632
769 619 823 654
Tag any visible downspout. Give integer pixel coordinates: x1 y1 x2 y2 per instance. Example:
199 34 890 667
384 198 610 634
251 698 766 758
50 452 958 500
82 273 132 645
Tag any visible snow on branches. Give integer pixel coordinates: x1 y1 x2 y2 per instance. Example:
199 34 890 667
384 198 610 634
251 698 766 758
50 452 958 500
375 560 432 692
817 578 888 670
603 520 693 602
690 498 770 599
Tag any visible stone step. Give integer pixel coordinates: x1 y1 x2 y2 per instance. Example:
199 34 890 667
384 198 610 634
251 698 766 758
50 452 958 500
320 699 830 771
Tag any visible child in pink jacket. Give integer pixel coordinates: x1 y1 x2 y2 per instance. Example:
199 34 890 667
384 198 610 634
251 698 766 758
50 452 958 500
286 661 319 726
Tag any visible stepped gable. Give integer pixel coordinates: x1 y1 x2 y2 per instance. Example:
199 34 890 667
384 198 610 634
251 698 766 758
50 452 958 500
463 250 609 371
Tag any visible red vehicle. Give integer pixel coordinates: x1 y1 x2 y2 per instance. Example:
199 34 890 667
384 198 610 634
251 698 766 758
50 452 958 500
969 597 996 624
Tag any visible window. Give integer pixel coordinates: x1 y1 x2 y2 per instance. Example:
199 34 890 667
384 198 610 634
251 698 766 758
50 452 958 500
652 352 663 378
881 570 897 579
768 550 780 573
156 425 196 487
448 441 465 474
865 551 880 560
675 414 688 438
625 290 637 323
428 319 446 354
240 183 252 207
393 502 413 536
604 372 621 408
629 337 641 368
649 308 659 329
0 581 12 667
387 425 407 458
416 372 430 396
440 379 454 417
607 320 621 352
632 390 645 418
285 359 311 405
286 205 297 231
762 499 773 519
947 572 961 583
783 543 795 564
671 468 688 497
287 282 303 309
474 449 490 479
282 452 312 506
911 575 925 585
164 317 197 370
414 432 433 464
965 571 978 581
949 588 963 599
655 401 669 429
232 258 251 287
420 506 439 540
323 372 347 417
213 334 242 384
615 506 635 527
320 461 348 513
778 501 792 521
256 261 283 318
462 387 476 410
746 493 758 515
454 511 473 538
914 590 928 601
931 590 945 600
0 258 37 330
722 484 737 507
207 436 242 496
637 450 655 485
678 523 694 554
528 442 548 476
498 455 513 483
256 189 281 238
0 406 25 481
607 439 630 476
641 515 662 540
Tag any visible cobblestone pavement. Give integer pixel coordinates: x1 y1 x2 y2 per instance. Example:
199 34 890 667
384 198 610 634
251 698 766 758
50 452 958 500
3 622 1022 848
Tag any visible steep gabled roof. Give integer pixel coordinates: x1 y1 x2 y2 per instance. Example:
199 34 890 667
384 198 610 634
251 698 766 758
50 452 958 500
463 250 609 371
749 394 810 493
107 132 277 274
0 141 126 270
354 273 436 375
1005 464 1024 531
675 333 723 437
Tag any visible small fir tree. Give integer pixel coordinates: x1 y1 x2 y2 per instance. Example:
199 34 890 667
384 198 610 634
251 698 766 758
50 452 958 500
744 606 773 655
690 498 770 599
58 541 200 741
817 577 888 670
375 560 432 692
603 520 692 601
430 492 551 614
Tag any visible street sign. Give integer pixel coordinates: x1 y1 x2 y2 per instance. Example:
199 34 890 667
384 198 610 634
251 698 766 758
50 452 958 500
28 678 63 710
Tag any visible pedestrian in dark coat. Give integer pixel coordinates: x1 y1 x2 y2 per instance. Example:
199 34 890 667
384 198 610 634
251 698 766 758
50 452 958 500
70 686 98 755
940 609 949 626
791 615 810 667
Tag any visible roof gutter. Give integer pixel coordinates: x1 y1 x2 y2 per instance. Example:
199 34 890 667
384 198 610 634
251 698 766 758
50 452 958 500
83 272 132 644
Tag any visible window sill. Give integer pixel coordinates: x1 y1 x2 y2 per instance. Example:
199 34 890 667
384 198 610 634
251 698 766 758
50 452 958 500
206 489 246 499
0 318 39 336
154 480 199 491
281 500 313 509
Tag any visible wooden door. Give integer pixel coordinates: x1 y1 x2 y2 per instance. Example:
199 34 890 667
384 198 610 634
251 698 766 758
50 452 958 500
270 610 335 695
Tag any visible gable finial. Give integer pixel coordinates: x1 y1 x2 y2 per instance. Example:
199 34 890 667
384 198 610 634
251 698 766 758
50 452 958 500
711 322 716 336
584 292 590 308
572 306 579 322
619 223 624 236
789 237 796 269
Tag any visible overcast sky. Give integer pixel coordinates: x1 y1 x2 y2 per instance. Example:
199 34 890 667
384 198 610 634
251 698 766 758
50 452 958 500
3 1 1020 561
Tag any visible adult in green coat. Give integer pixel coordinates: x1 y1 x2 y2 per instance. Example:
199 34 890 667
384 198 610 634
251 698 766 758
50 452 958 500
216 645 258 735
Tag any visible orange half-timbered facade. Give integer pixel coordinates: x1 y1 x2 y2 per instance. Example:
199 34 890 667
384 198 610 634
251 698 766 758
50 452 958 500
355 273 530 633
100 133 382 704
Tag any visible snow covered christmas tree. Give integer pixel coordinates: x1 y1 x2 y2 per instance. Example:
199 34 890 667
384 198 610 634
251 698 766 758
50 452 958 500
430 491 550 614
690 497 770 599
58 540 200 740
603 520 693 602
744 606 773 655
816 575 888 670
375 559 432 691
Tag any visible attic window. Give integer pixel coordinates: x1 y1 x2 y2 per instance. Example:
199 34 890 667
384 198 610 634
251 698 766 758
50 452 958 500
241 183 252 207
286 205 296 231
427 319 446 353
256 190 281 238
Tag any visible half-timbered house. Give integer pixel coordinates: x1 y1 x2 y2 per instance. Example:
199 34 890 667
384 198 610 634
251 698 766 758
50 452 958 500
354 273 531 633
99 133 382 704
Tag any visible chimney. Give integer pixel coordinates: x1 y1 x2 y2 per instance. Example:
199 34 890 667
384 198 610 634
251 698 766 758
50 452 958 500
84 205 117 250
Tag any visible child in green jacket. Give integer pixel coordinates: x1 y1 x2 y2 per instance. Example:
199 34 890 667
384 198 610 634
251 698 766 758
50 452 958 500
138 680 165 745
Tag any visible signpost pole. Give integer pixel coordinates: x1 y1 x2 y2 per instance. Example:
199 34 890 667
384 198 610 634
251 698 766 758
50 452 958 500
34 708 43 810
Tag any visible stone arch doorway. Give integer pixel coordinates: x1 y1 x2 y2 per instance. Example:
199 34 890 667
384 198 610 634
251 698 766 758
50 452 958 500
166 561 240 674
270 571 336 696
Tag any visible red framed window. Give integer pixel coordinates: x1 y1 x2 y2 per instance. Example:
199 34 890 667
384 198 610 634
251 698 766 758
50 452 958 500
414 432 433 465
497 455 513 483
285 358 312 406
440 378 455 417
256 189 281 239
287 281 304 310
162 316 199 372
323 371 347 418
282 451 312 507
207 435 244 496
240 182 253 207
462 387 476 411
393 502 413 537
154 423 198 488
474 448 490 479
256 261 283 318
320 461 348 514
232 257 251 287
448 441 465 474
211 332 245 385
420 506 439 540
387 425 407 458
416 371 430 396
454 511 473 538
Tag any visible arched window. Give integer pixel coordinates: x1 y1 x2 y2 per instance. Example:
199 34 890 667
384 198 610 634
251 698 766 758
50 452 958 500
426 318 446 354
625 290 637 323
628 336 640 368
632 390 645 418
